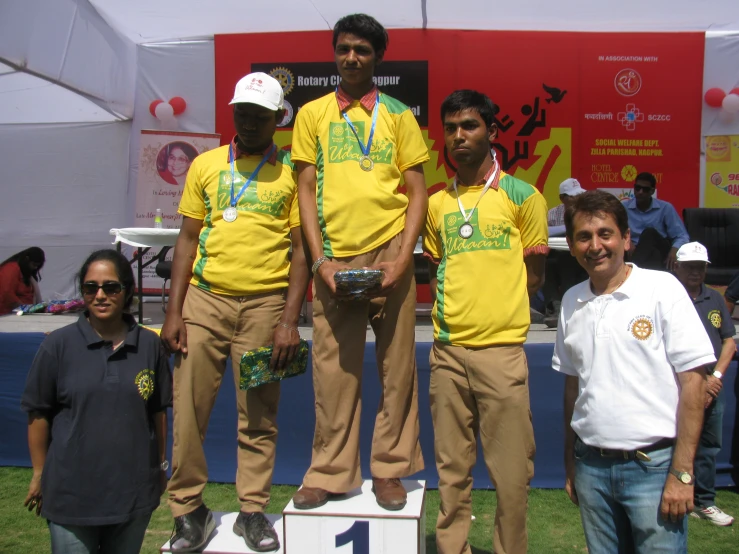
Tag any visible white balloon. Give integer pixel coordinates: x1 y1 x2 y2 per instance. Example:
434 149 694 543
154 101 175 120
721 93 739 114
718 109 736 125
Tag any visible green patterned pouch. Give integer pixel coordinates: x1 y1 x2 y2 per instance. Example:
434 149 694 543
238 339 310 390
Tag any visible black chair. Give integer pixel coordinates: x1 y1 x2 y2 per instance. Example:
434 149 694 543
682 208 739 286
154 246 173 313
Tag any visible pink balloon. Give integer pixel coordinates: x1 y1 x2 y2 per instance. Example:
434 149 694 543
169 96 187 115
149 99 163 117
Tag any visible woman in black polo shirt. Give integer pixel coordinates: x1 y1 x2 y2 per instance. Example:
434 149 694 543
21 249 173 554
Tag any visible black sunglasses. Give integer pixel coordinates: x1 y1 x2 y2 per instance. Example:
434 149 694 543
81 281 124 296
634 185 654 193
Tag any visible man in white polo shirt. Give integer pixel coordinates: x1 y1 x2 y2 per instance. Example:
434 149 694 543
552 190 715 553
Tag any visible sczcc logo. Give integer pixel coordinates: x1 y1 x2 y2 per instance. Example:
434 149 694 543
615 68 642 97
617 104 644 131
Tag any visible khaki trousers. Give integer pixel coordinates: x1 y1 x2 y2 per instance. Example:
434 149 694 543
430 342 535 554
167 285 284 517
303 233 424 492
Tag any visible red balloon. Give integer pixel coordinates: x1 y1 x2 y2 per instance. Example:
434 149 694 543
149 99 163 117
704 88 726 108
731 87 739 97
169 96 187 115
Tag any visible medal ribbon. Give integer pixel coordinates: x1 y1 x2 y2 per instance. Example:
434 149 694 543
452 153 501 225
229 143 276 208
338 88 380 161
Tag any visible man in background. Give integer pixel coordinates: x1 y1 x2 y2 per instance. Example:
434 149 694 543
625 171 689 271
543 178 588 327
674 242 736 526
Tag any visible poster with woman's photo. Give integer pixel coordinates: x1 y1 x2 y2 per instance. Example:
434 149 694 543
135 130 220 228
134 130 220 292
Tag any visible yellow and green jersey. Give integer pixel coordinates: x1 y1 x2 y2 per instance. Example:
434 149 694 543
178 144 299 296
290 90 429 257
423 172 549 347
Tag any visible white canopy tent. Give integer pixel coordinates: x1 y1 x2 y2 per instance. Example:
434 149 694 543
2 0 739 298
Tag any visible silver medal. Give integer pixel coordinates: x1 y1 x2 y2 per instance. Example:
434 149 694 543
458 222 474 239
359 155 374 172
223 206 238 222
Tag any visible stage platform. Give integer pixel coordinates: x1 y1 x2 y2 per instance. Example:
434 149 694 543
1 304 737 489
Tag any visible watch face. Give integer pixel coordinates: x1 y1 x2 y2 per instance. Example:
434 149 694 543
680 473 692 484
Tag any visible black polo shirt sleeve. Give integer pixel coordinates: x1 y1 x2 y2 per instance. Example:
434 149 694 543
147 338 173 414
21 339 60 417
717 296 735 341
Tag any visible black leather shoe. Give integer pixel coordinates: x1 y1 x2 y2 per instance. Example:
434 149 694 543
233 511 280 552
170 504 216 552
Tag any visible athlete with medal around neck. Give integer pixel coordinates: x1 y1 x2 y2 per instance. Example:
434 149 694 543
424 90 549 554
162 73 309 553
290 14 429 512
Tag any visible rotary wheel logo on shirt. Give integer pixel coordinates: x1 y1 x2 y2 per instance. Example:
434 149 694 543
708 309 722 328
446 214 458 227
135 369 155 401
628 316 654 341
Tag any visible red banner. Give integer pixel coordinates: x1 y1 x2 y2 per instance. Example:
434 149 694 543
215 30 703 217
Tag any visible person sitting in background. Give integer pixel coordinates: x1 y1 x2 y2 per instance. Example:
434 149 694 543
543 179 588 327
673 242 736 526
724 271 739 316
625 172 689 271
0 247 45 315
21 249 172 554
547 178 586 237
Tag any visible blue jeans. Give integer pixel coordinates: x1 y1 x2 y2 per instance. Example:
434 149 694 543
694 391 724 508
574 437 687 554
48 512 152 554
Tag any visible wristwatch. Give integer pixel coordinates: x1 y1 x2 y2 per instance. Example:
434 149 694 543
669 467 694 485
160 460 169 471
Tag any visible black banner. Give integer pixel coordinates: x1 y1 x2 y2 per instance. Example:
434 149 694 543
251 61 429 127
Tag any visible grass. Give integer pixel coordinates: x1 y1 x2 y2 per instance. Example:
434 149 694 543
1 467 737 553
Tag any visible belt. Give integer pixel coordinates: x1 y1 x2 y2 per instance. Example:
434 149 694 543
586 437 675 461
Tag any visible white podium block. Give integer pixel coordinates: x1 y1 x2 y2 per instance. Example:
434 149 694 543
161 512 284 554
282 479 426 554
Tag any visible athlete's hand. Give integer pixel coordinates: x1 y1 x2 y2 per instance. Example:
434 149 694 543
367 255 410 297
317 260 353 298
161 313 188 354
270 324 301 370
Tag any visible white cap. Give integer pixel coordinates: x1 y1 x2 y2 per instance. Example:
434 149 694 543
229 72 284 110
676 242 711 263
559 178 586 196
